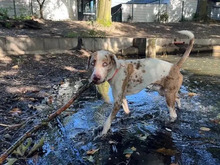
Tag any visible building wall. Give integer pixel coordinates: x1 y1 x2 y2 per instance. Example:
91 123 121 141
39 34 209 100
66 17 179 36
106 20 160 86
0 0 78 20
121 0 198 22
168 0 198 22
211 3 220 20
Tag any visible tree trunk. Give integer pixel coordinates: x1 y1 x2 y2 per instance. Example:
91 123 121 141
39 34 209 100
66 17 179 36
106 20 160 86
97 0 112 26
197 0 209 21
36 0 46 19
40 5 44 19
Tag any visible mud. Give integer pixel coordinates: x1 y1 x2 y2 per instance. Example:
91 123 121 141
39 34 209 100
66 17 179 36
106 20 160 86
33 54 220 164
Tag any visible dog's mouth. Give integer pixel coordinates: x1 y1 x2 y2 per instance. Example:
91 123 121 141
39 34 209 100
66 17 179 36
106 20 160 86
92 80 105 85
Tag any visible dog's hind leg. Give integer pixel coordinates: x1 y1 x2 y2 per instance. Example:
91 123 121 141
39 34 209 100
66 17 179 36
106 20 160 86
165 92 177 122
175 94 181 109
122 98 130 114
175 74 183 109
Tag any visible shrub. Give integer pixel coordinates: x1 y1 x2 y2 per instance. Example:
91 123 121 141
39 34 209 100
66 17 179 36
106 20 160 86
0 8 9 20
160 12 169 23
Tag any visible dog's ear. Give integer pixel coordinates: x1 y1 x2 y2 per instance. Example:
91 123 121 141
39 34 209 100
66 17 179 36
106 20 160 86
87 55 92 69
109 54 119 69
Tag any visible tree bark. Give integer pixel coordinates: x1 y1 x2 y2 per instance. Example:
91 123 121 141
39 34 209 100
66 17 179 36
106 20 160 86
39 4 44 19
97 0 112 26
36 0 46 19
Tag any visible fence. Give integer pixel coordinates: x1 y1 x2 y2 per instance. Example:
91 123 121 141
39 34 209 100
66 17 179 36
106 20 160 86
0 0 78 20
112 0 198 23
0 0 36 18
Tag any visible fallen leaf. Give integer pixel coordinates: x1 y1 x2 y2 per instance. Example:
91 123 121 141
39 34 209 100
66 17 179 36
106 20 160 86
28 136 45 156
83 155 95 163
188 92 197 97
5 158 18 165
156 147 177 156
29 97 37 101
12 65 19 69
86 148 99 155
137 134 148 141
123 148 134 154
9 108 22 116
210 119 220 124
48 96 53 104
109 140 117 144
200 127 210 131
131 146 137 151
50 146 55 150
13 138 32 156
125 153 131 158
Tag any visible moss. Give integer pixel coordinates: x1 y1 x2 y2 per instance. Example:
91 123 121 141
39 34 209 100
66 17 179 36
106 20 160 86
96 19 112 27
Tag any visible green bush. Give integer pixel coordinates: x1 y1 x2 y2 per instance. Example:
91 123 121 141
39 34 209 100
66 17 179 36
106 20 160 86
0 8 9 20
160 12 169 23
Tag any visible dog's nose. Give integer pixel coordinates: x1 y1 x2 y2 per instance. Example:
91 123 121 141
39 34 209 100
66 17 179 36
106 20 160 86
93 74 101 82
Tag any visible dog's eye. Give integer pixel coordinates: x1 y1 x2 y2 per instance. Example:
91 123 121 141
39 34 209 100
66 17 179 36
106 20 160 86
103 62 108 67
91 60 96 66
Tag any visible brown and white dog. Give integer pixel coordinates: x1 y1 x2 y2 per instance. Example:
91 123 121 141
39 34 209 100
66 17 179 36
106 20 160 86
88 30 194 135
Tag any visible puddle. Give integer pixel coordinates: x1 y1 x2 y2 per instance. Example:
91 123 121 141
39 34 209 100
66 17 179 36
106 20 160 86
29 55 220 165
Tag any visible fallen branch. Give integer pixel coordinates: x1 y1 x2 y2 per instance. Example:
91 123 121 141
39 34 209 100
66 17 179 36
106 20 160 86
0 81 92 164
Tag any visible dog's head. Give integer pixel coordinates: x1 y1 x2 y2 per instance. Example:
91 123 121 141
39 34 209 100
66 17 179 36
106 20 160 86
87 50 119 84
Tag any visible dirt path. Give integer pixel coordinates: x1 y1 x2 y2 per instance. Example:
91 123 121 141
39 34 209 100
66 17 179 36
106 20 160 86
0 52 90 157
0 20 220 38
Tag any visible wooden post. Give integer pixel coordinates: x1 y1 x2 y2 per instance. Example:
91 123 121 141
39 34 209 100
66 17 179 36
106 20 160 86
146 38 156 58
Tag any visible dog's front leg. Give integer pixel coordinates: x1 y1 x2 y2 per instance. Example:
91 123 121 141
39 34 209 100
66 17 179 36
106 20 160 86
101 100 122 135
122 98 130 114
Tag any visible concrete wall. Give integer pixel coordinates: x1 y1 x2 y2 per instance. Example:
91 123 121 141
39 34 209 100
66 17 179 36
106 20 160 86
82 37 133 53
0 37 78 55
121 0 198 22
0 0 78 20
1 36 220 56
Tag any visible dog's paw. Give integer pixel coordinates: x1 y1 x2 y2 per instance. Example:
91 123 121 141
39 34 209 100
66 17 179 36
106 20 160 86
93 126 110 141
170 116 177 122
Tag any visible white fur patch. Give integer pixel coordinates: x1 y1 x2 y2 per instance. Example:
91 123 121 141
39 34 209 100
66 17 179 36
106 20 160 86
101 115 112 135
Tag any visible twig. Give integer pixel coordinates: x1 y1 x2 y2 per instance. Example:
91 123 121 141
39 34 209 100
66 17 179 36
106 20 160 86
0 123 24 128
0 82 92 164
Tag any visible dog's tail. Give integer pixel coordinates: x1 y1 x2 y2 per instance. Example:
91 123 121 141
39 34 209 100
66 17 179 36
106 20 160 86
176 30 195 68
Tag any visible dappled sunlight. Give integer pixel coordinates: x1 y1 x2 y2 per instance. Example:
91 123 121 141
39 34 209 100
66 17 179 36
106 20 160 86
64 66 87 73
6 86 39 94
5 37 36 55
210 35 220 38
0 70 18 77
34 54 43 61
0 50 12 64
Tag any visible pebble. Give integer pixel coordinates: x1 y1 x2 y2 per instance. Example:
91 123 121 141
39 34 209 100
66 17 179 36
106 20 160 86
4 133 12 140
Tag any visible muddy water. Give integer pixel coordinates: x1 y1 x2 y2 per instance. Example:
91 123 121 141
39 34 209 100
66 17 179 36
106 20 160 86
33 55 220 165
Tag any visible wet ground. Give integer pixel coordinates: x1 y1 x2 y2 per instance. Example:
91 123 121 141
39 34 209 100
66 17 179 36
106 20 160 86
25 54 220 165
